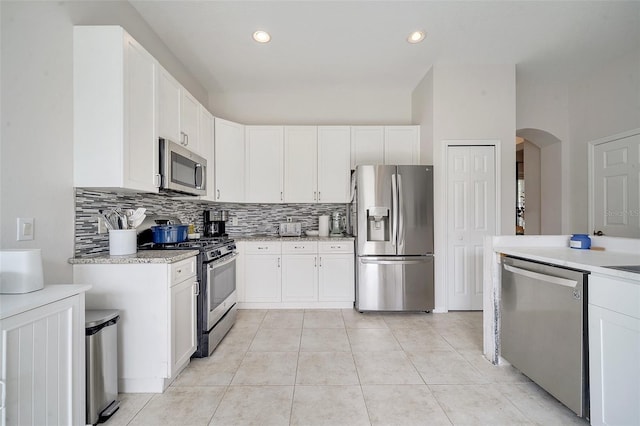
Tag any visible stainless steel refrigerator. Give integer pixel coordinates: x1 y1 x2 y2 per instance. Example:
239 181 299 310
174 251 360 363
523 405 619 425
355 165 434 312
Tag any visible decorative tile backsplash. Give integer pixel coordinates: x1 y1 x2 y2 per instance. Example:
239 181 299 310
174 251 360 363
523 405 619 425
75 189 347 256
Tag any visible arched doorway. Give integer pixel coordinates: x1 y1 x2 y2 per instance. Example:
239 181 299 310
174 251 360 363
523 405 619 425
515 128 562 235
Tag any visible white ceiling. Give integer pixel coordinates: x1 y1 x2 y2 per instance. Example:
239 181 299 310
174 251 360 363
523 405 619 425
129 1 640 95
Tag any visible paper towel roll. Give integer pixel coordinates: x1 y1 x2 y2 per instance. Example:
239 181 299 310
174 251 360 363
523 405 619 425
319 215 330 237
0 249 44 294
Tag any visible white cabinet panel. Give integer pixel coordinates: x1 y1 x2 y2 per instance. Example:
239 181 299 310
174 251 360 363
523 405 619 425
284 126 318 203
244 254 282 302
282 254 318 302
319 254 355 302
157 67 181 143
384 126 420 165
246 126 284 203
589 274 640 426
199 107 215 201
351 126 385 168
215 118 245 202
74 26 158 192
170 278 197 378
318 126 351 203
1 295 84 426
180 90 200 154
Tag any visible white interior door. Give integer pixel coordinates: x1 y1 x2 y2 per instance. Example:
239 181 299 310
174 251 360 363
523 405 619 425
592 132 640 238
447 145 496 311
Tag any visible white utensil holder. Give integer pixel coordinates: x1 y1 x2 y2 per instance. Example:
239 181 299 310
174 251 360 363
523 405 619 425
109 229 137 255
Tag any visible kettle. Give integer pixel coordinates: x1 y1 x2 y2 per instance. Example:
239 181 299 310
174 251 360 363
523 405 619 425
330 212 345 236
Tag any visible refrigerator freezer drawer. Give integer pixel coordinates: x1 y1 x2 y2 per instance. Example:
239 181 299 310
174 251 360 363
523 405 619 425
356 255 434 312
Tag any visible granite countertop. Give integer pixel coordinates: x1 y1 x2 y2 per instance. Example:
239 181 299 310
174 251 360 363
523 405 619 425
68 249 199 265
1 284 92 320
235 235 355 242
496 246 640 282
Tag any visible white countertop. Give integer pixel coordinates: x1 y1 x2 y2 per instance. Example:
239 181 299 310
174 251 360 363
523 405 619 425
235 235 355 242
0 284 92 320
495 246 640 281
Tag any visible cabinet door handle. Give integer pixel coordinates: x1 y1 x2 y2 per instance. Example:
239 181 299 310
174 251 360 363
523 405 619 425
194 281 200 296
318 191 321 201
0 380 5 411
313 191 317 200
314 257 317 267
319 257 322 267
277 257 280 267
217 189 221 199
184 133 189 146
280 191 283 201
176 269 182 274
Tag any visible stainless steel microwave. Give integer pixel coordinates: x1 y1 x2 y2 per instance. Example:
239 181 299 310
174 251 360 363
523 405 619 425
159 138 207 196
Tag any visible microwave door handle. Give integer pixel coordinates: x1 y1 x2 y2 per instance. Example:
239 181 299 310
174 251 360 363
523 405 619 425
195 163 205 190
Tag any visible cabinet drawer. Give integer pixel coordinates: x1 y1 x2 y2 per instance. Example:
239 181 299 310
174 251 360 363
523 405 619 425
590 274 640 319
319 241 354 254
245 241 282 254
282 241 318 254
171 257 197 285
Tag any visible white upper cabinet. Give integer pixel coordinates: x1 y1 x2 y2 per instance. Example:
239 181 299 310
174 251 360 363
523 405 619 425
199 107 215 201
246 126 284 203
157 66 203 156
215 118 245 202
180 90 200 154
351 125 421 168
384 126 420 165
74 26 159 192
351 126 385 168
157 67 182 143
284 126 318 203
318 126 351 203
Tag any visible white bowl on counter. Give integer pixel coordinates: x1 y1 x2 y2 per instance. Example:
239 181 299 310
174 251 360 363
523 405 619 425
305 230 319 237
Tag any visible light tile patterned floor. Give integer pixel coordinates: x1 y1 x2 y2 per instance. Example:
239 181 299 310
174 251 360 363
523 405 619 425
107 309 588 425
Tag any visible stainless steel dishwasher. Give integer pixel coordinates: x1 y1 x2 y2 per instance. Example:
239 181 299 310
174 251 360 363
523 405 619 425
501 256 589 418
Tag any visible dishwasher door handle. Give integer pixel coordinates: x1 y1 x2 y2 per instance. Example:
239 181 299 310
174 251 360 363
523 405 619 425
503 264 578 288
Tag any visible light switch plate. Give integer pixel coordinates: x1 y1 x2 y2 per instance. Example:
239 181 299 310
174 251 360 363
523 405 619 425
17 217 35 241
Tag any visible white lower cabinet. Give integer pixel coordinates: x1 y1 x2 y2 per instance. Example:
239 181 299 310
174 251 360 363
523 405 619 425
588 273 640 426
0 287 87 426
73 256 198 393
243 242 282 303
240 239 354 308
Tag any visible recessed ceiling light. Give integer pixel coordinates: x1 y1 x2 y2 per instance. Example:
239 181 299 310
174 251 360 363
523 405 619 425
252 30 271 43
407 31 426 44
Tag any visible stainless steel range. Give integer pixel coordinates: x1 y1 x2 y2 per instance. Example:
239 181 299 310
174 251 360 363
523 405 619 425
138 217 237 357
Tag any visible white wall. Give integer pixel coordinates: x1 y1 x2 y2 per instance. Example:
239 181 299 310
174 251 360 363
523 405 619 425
208 89 412 125
523 141 541 235
567 48 640 233
411 67 434 165
412 63 516 312
0 1 205 283
540 142 562 234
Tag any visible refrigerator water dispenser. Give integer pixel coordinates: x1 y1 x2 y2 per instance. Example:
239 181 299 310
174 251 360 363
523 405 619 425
366 207 390 242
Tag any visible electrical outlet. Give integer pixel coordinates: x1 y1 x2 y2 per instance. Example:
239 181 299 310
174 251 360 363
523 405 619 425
97 217 108 234
287 217 292 222
232 217 238 226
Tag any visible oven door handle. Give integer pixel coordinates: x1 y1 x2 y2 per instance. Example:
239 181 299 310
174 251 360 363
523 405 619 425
207 252 239 270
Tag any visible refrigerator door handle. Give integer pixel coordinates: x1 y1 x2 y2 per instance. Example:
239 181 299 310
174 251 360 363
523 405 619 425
360 256 431 265
391 173 398 246
397 173 404 249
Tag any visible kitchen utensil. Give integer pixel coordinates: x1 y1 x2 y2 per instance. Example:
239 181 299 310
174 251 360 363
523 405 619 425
130 214 146 229
151 225 189 244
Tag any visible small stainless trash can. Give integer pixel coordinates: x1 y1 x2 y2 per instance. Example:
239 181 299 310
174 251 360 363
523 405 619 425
86 310 120 425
